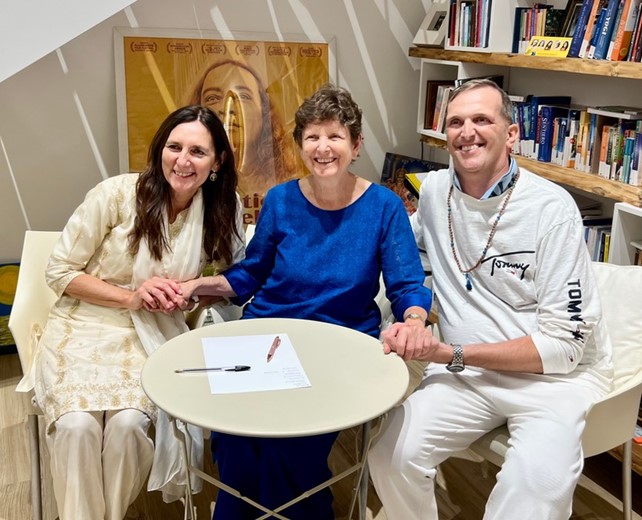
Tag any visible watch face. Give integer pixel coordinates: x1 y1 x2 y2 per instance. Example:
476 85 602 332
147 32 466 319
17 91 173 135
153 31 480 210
446 364 465 373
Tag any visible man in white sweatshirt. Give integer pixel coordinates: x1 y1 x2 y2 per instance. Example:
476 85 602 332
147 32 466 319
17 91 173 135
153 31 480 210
369 79 613 520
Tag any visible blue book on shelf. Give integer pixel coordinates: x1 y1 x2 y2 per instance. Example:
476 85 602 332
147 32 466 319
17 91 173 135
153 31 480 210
587 7 609 57
569 0 598 57
594 0 622 58
527 95 572 158
513 7 527 53
538 105 570 162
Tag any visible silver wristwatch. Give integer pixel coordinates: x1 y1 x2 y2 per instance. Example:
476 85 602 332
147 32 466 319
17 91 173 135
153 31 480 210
446 344 465 373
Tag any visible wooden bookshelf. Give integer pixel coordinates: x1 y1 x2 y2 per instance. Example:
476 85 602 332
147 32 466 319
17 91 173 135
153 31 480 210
420 135 642 206
409 47 642 81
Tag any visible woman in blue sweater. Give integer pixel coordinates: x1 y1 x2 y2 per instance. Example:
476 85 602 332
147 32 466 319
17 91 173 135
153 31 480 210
180 84 433 519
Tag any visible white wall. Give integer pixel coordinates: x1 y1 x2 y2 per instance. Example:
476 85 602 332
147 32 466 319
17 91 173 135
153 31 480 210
0 0 430 262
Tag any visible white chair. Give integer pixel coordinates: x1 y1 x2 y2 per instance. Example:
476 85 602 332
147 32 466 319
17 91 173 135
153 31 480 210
9 230 62 520
461 261 642 520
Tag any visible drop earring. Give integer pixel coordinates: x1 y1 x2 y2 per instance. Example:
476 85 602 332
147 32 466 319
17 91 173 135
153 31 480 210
209 170 218 182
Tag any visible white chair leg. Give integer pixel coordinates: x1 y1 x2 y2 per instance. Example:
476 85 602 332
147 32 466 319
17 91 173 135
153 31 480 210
27 413 42 520
622 439 632 520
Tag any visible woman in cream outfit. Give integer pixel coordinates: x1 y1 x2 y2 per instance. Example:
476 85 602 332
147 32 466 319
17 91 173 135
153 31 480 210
25 106 244 519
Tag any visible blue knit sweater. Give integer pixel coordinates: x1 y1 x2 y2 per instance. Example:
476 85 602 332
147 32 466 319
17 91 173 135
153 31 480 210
225 180 431 338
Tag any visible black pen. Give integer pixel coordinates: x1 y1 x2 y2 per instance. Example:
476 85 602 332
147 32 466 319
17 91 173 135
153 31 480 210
174 365 251 373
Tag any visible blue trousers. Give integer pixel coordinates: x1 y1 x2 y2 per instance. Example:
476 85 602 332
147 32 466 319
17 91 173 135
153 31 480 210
211 431 338 520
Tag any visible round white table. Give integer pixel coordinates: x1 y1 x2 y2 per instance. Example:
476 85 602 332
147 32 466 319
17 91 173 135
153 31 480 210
142 317 409 520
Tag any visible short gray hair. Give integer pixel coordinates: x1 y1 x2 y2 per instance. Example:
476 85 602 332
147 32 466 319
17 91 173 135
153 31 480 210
448 79 514 124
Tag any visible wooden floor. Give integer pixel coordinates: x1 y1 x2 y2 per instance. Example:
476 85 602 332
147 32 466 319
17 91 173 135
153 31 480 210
1 351 641 520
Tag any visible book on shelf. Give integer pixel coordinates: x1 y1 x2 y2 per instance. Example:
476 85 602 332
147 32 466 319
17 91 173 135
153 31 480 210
620 135 636 182
537 104 571 162
592 0 622 59
560 107 584 168
627 2 642 59
579 0 609 57
604 0 628 59
598 124 615 177
588 105 642 119
628 130 642 185
448 0 493 48
584 222 612 261
424 80 454 129
569 0 598 57
512 4 566 54
523 95 572 159
608 0 640 59
432 85 455 134
525 35 573 55
622 0 642 59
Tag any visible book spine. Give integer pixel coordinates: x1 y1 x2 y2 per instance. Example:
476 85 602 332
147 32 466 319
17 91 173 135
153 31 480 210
629 132 642 185
580 0 607 57
594 0 622 59
538 106 552 162
607 0 628 59
599 124 612 177
633 7 642 59
588 7 609 57
610 0 635 58
586 113 599 172
569 0 597 57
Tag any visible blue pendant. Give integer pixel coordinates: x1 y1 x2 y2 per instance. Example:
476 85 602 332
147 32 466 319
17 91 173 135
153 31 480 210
465 273 472 291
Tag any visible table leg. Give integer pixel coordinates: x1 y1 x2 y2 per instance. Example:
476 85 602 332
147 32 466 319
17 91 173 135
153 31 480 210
347 420 373 520
170 419 195 520
359 421 371 520
188 465 291 520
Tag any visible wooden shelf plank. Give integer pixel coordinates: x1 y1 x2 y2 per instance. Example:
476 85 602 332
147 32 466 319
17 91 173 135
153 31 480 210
419 135 642 206
408 47 642 80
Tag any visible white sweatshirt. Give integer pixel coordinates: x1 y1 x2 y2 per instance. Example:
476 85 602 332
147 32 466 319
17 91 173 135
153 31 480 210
412 167 612 391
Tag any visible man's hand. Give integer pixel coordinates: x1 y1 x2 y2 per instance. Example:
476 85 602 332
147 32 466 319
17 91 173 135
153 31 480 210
382 322 442 361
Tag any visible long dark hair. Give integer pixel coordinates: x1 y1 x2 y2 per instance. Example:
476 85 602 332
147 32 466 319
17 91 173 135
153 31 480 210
129 105 240 264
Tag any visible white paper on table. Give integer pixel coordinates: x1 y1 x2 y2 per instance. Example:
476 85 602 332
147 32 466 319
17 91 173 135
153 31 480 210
200 333 311 394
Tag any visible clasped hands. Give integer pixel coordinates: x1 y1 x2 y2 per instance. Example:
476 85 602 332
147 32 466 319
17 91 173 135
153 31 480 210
134 277 206 314
381 321 442 361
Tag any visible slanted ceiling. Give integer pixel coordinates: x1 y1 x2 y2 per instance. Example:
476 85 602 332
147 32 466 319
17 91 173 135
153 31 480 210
0 0 135 83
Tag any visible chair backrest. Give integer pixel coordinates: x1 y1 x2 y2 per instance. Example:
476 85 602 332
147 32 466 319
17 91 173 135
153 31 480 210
591 261 642 388
582 261 642 457
8 231 61 375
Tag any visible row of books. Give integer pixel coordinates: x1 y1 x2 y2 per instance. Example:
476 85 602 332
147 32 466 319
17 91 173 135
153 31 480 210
583 218 612 262
567 0 642 61
511 98 642 186
447 0 492 48
512 4 565 54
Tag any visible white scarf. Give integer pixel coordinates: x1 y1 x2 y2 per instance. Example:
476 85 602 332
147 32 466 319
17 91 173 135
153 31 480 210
131 190 204 503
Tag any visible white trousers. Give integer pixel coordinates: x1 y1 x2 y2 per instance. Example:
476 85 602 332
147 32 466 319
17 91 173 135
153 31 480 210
368 366 602 520
46 409 154 520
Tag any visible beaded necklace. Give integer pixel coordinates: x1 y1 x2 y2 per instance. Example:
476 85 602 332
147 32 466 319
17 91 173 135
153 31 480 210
447 169 520 291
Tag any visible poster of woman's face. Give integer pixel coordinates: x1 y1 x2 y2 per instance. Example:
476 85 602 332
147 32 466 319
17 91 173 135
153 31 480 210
116 29 331 225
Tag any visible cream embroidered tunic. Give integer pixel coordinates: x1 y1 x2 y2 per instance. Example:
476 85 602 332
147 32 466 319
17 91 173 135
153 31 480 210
34 173 206 431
